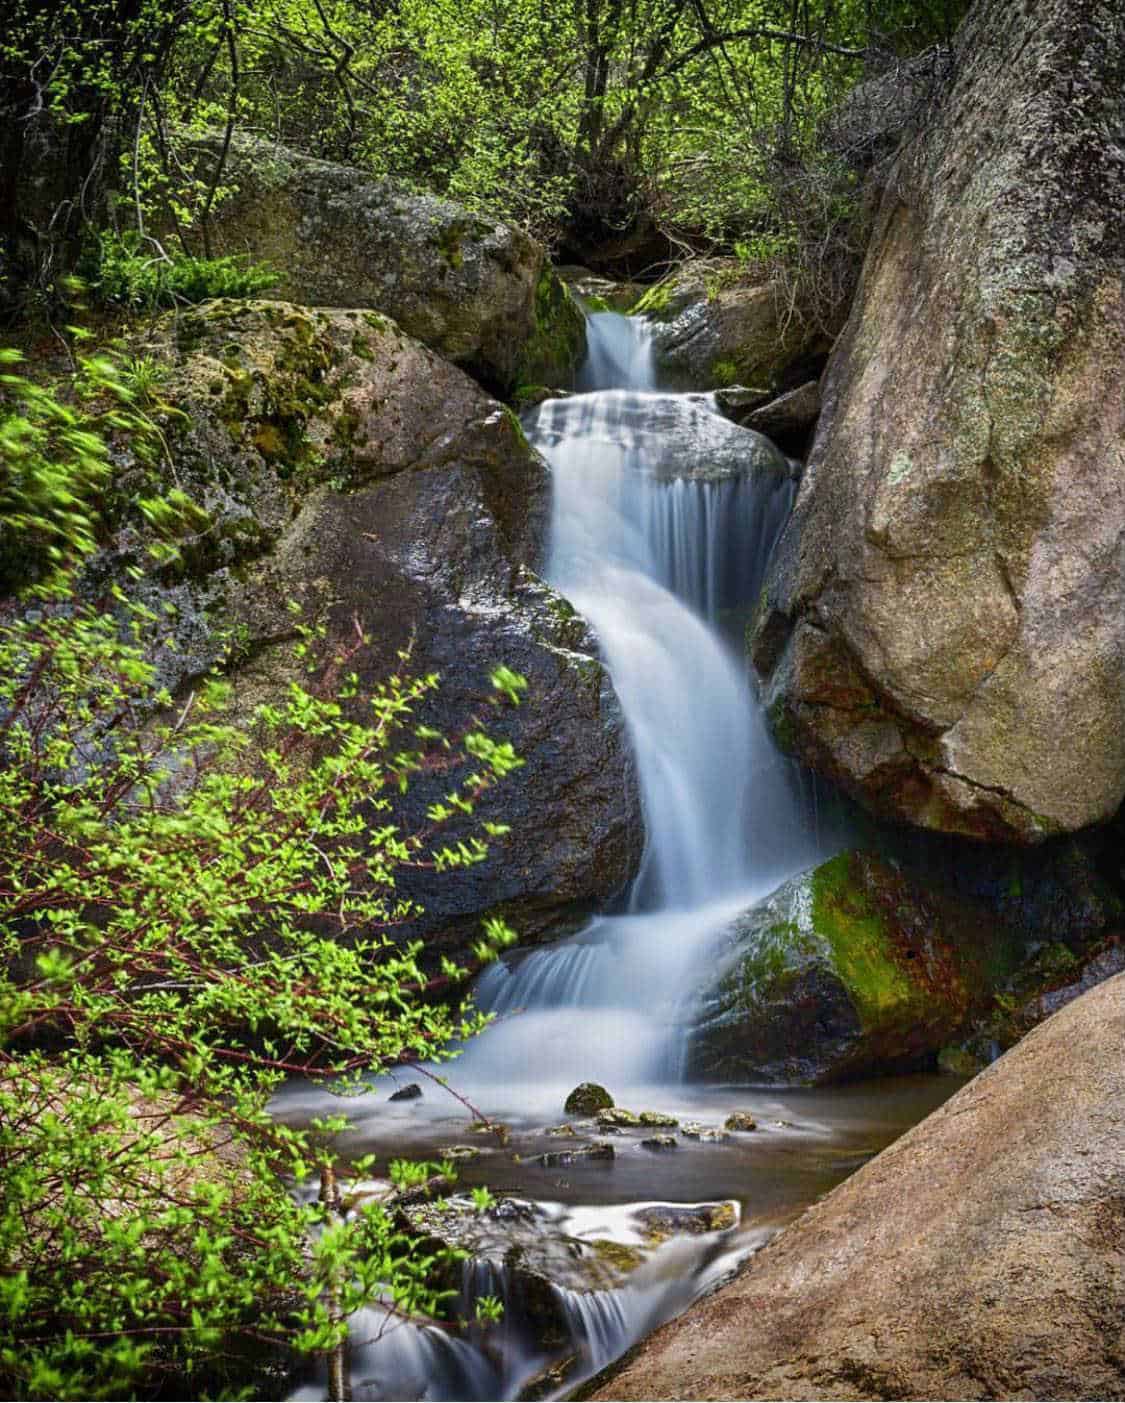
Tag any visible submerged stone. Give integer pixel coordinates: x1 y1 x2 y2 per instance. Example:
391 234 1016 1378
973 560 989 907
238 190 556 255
640 1135 678 1152
534 1141 616 1168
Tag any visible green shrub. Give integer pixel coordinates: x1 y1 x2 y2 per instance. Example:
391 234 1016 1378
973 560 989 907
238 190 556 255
0 344 524 1400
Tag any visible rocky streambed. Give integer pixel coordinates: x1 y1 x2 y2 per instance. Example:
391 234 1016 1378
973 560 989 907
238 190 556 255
276 1072 959 1401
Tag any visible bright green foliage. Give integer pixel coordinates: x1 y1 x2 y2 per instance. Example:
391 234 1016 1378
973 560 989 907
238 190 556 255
0 346 165 590
0 351 528 1396
86 234 279 311
0 577 524 1396
3 0 972 301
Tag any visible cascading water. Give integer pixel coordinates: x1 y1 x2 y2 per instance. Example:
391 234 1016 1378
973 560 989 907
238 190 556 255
282 307 939 1403
461 312 838 1094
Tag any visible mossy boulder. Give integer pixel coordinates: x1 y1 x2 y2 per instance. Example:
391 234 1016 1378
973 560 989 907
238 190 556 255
175 131 584 393
127 299 641 951
690 850 1031 1084
635 261 829 393
750 0 1125 840
564 1082 614 1116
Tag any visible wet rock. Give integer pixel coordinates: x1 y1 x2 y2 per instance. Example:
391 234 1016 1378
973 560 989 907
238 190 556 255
713 384 775 418
564 1082 615 1116
533 1141 615 1169
631 1202 738 1241
544 1123 581 1137
956 937 1125 1067
636 262 829 393
724 1112 758 1132
529 391 789 483
680 1123 727 1143
691 838 1125 1085
172 131 585 392
596 973 1125 1402
437 1145 483 1160
690 849 1031 1084
388 1083 423 1102
751 0 1125 842
400 1195 640 1354
637 1111 679 1127
130 300 642 953
596 1107 641 1128
742 380 822 457
556 265 642 312
640 1135 677 1152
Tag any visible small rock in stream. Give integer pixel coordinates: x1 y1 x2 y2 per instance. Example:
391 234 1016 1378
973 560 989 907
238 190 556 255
438 1145 483 1160
641 1135 678 1151
597 1107 641 1128
724 1112 758 1132
638 1110 679 1127
633 1202 738 1239
388 1083 423 1101
544 1123 581 1137
682 1121 728 1142
534 1141 616 1168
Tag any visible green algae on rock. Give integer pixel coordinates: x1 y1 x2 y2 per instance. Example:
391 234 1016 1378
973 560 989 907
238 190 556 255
690 850 1029 1084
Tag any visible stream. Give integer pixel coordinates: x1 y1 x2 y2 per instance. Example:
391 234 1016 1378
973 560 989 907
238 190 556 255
281 310 958 1401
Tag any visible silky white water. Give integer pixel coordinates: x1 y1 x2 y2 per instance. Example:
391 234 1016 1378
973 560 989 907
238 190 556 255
282 310 868 1403
454 312 840 1097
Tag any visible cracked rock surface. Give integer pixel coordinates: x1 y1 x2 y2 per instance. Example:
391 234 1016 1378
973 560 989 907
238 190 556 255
593 970 1125 1401
751 0 1125 841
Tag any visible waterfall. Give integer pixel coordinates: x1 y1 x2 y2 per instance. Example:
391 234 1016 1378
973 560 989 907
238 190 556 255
459 311 838 1098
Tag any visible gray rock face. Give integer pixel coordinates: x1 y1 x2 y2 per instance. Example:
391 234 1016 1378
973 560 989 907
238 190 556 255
742 380 822 456
134 299 642 950
594 971 1125 1402
638 262 827 392
180 131 585 392
752 0 1125 841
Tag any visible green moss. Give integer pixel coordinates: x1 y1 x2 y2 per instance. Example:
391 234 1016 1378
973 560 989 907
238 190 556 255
513 268 587 391
710 357 740 388
629 279 674 318
766 694 797 754
809 854 927 1031
589 1239 645 1273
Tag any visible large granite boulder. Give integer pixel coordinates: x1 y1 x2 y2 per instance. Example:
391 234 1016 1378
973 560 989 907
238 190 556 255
177 132 585 394
751 0 1125 842
594 970 1125 1401
129 299 642 949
